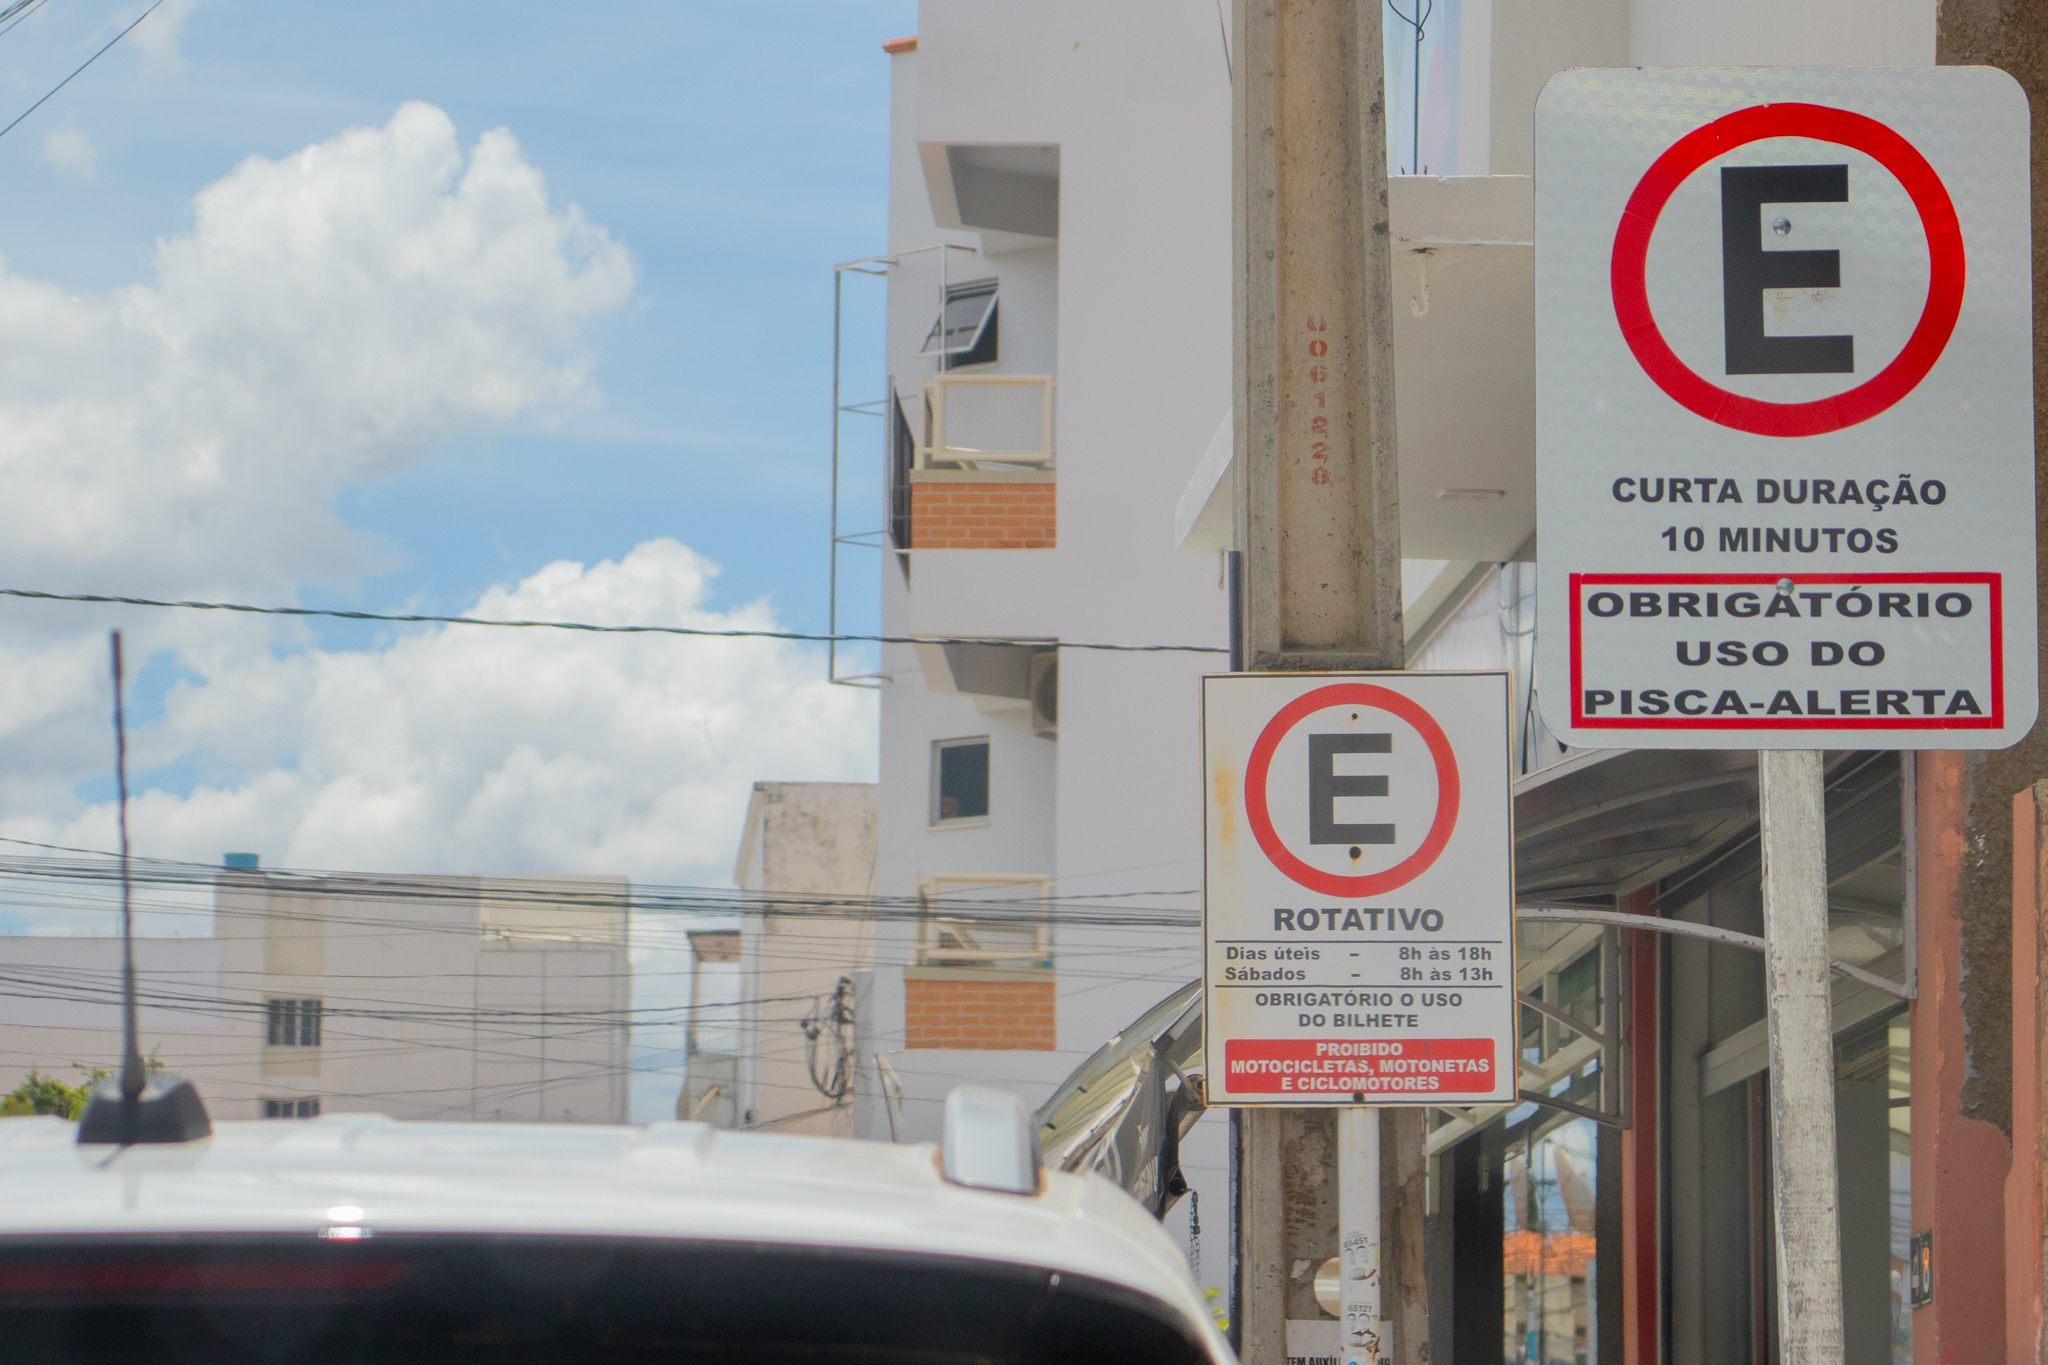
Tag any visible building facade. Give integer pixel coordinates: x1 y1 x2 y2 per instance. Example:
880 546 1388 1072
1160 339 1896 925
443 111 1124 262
0 859 631 1124
841 2 1240 1290
716 781 878 1136
699 3 2048 1361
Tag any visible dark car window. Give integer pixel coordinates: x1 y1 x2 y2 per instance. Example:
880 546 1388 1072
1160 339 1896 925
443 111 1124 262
0 1235 1212 1364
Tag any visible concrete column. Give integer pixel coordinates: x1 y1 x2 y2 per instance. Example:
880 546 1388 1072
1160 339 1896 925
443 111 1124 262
1231 0 1412 1359
2011 784 2048 1365
1926 3 2048 1360
1912 750 2008 1365
1232 0 1402 673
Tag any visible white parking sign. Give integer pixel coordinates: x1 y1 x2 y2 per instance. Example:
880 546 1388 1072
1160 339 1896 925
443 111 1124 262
1201 672 1516 1107
1534 68 2035 749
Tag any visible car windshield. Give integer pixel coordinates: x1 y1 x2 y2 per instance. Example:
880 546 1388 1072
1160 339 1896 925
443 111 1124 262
0 1235 1211 1365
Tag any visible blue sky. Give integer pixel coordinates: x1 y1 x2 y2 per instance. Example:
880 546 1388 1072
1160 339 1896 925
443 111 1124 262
0 0 913 647
0 5 915 1119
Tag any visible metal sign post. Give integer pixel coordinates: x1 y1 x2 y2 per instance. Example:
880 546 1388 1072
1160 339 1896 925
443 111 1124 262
1757 748 1844 1360
1338 1106 1381 1363
1534 68 2035 1364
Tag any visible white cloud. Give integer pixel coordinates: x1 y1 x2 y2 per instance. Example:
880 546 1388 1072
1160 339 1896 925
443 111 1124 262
0 104 874 926
122 0 209 69
41 127 96 180
10 540 875 900
0 100 643 871
0 100 632 602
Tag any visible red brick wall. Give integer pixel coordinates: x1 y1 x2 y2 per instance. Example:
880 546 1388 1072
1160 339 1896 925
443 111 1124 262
909 482 1055 549
904 976 1056 1050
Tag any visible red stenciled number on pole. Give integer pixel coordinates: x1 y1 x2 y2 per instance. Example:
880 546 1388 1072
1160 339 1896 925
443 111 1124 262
1303 313 1335 487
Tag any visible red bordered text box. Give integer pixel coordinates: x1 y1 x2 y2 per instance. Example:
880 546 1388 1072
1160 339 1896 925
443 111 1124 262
1566 571 2003 731
1222 1038 1496 1096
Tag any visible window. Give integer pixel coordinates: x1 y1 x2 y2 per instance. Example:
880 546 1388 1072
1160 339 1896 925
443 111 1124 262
266 997 322 1047
0 1238 1214 1363
931 738 990 825
920 280 998 369
261 1097 321 1119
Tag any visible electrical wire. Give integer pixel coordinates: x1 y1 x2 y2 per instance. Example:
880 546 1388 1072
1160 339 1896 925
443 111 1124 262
799 976 855 1104
0 0 55 42
0 587 1229 654
0 847 1204 929
0 0 160 144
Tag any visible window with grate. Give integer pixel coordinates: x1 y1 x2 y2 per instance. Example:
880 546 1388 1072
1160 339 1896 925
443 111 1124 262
261 1098 321 1119
265 998 322 1047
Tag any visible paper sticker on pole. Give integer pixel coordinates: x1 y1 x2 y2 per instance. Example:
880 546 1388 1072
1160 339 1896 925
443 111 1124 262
1202 671 1517 1106
1534 67 2035 750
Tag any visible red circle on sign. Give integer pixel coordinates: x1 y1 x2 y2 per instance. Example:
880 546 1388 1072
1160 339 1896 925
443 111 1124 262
1609 102 1966 438
1242 684 1461 897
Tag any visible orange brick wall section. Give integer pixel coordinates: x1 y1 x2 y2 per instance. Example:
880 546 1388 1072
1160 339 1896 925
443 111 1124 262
909 482 1055 549
904 977 1056 1050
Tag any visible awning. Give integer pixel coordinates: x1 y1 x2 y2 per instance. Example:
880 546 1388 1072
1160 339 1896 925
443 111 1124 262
1514 749 1760 909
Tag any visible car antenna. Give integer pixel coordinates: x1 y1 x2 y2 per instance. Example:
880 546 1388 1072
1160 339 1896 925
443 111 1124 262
76 631 211 1146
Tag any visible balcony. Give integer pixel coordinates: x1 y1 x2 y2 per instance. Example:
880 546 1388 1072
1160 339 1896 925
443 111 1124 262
906 874 1054 1052
891 376 1056 553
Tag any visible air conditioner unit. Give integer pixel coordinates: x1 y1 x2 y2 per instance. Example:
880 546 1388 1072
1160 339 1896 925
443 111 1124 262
1029 652 1058 739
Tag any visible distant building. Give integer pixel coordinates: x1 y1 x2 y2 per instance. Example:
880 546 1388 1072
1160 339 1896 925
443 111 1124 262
0 858 631 1123
676 928 741 1128
848 0 1228 1151
701 782 877 1136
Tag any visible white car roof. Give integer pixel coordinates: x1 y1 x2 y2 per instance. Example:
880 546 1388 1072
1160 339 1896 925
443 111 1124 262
0 1114 1227 1358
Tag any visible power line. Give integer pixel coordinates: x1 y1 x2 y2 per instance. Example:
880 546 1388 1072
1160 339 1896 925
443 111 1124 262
0 587 1229 654
0 845 1203 928
0 0 160 144
0 0 56 43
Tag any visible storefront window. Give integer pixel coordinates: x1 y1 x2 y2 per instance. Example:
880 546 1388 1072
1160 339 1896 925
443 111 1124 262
1504 1117 1599 1365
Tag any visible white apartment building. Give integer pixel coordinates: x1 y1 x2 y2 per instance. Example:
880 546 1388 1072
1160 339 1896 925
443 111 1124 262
0 858 631 1124
810 2 1246 1285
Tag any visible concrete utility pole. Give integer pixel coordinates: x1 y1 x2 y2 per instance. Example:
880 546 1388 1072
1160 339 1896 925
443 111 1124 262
1230 2 1416 1361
